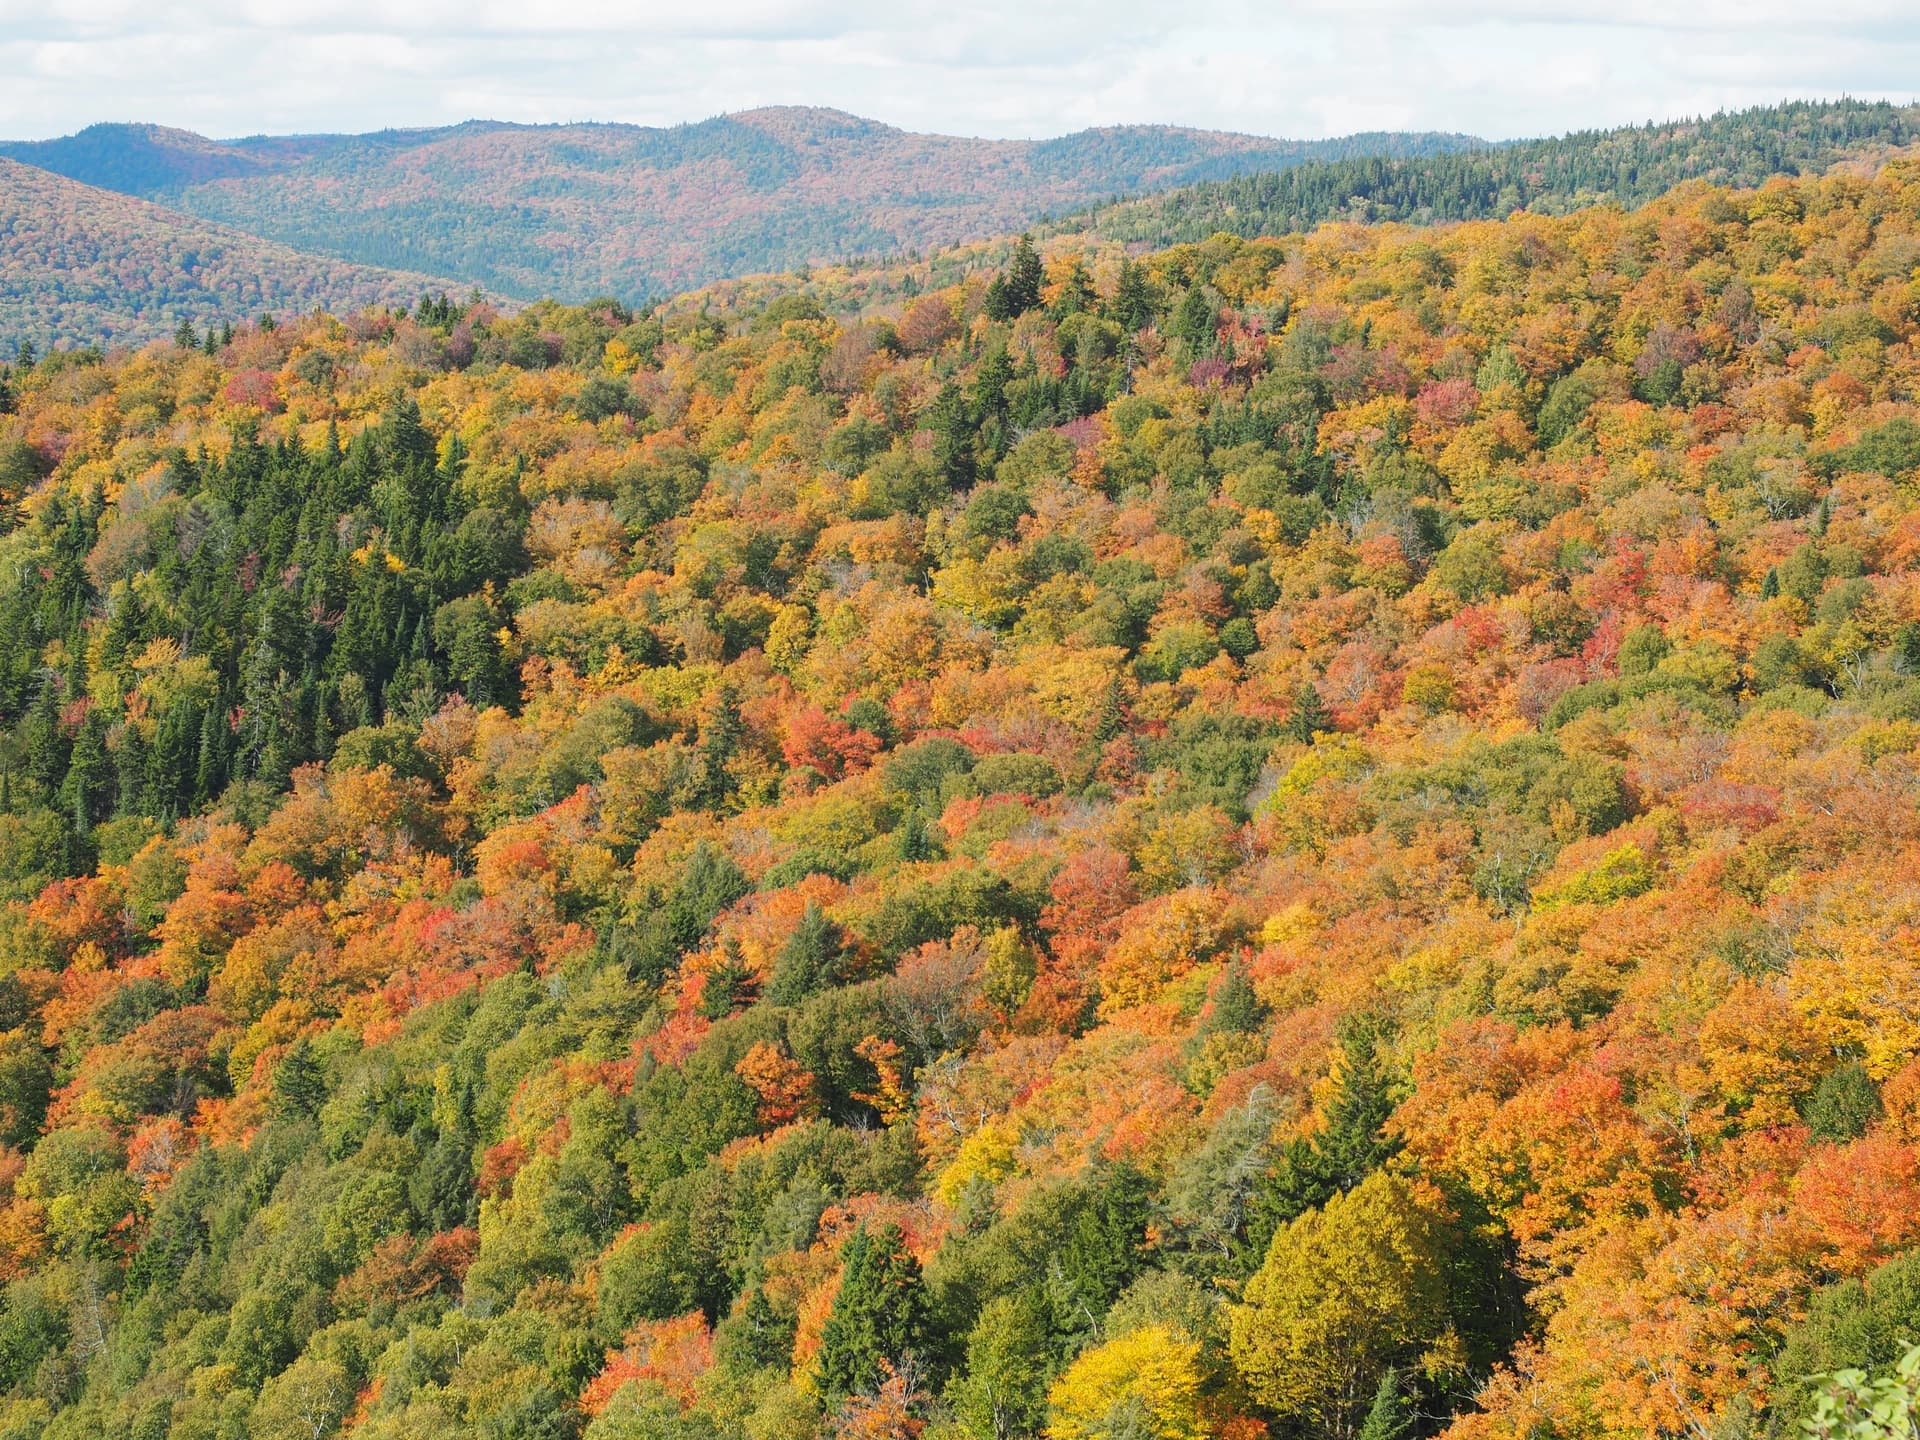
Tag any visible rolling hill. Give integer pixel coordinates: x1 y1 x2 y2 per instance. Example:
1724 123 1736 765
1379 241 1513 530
1069 96 1920 246
2 109 1481 301
0 159 473 353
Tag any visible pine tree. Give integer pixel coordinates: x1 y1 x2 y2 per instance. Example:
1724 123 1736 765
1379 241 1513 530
930 382 978 491
694 682 743 811
1242 1016 1401 1274
1109 259 1157 333
1202 961 1267 1037
192 703 228 807
1286 682 1332 743
767 903 844 1006
816 1223 926 1403
1357 1368 1417 1440
698 940 756 1019
1172 285 1218 354
1050 258 1096 318
61 711 110 836
897 809 935 863
271 1037 328 1119
992 236 1043 318
1052 1165 1154 1339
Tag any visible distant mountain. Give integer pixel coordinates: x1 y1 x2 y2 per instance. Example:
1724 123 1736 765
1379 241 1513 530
0 109 1480 302
0 159 470 352
1070 98 1920 247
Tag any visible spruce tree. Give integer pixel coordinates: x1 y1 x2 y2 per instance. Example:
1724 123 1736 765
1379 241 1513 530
1110 259 1156 333
1242 1016 1400 1273
1172 285 1218 354
767 903 844 1006
930 382 978 491
694 682 743 811
999 236 1044 317
698 940 756 1020
1357 1367 1417 1440
815 1223 926 1403
270 1037 327 1119
1287 682 1332 743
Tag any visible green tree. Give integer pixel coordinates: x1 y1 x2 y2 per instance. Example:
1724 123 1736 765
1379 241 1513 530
816 1223 927 1404
948 1291 1052 1440
1244 1016 1400 1269
1356 1368 1416 1440
1286 683 1331 744
767 903 846 1007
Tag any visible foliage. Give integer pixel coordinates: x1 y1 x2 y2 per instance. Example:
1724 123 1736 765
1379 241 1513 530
2 152 1920 1440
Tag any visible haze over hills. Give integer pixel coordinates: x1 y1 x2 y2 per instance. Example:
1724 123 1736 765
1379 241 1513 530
1 108 1481 302
5 98 1920 354
0 159 469 353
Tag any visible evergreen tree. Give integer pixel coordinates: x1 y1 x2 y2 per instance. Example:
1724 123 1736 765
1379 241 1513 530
1201 961 1267 1038
1172 286 1218 354
694 682 743 811
1243 1016 1400 1274
1286 682 1332 743
1052 1164 1155 1340
896 810 935 863
815 1223 926 1403
270 1038 327 1119
698 940 756 1019
929 382 978 491
986 235 1045 320
1357 1367 1417 1440
1050 258 1096 318
1109 259 1157 333
767 903 845 1006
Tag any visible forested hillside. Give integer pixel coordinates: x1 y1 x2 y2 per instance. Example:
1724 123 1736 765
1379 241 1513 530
1079 98 1920 247
0 160 469 353
2 110 1478 301
3 161 1920 1440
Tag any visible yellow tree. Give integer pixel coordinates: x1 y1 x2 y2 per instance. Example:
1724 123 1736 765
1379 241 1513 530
1046 1325 1209 1440
1229 1171 1458 1440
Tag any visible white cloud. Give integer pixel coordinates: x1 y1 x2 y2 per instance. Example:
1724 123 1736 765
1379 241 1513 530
0 0 1912 142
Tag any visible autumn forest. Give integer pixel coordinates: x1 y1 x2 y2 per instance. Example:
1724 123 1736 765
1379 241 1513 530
1 141 1920 1440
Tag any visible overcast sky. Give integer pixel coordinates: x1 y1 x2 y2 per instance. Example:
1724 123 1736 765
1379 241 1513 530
1 1 1916 144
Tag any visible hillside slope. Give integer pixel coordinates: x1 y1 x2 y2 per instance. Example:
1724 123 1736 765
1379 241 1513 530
4 109 1478 301
0 159 471 352
1075 96 1920 246
4 161 1920 1439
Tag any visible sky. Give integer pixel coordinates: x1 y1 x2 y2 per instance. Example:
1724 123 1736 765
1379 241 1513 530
0 0 1916 144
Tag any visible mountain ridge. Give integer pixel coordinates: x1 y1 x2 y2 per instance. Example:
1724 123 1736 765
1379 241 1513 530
0 110 1483 301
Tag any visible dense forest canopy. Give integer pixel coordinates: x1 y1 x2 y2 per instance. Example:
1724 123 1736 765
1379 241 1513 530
1 157 1919 1440
1076 98 1920 247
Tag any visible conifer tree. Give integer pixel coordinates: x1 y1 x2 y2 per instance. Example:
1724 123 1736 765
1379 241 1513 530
816 1223 926 1403
1287 682 1332 743
1356 1367 1417 1440
1110 259 1157 333
768 903 845 1006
